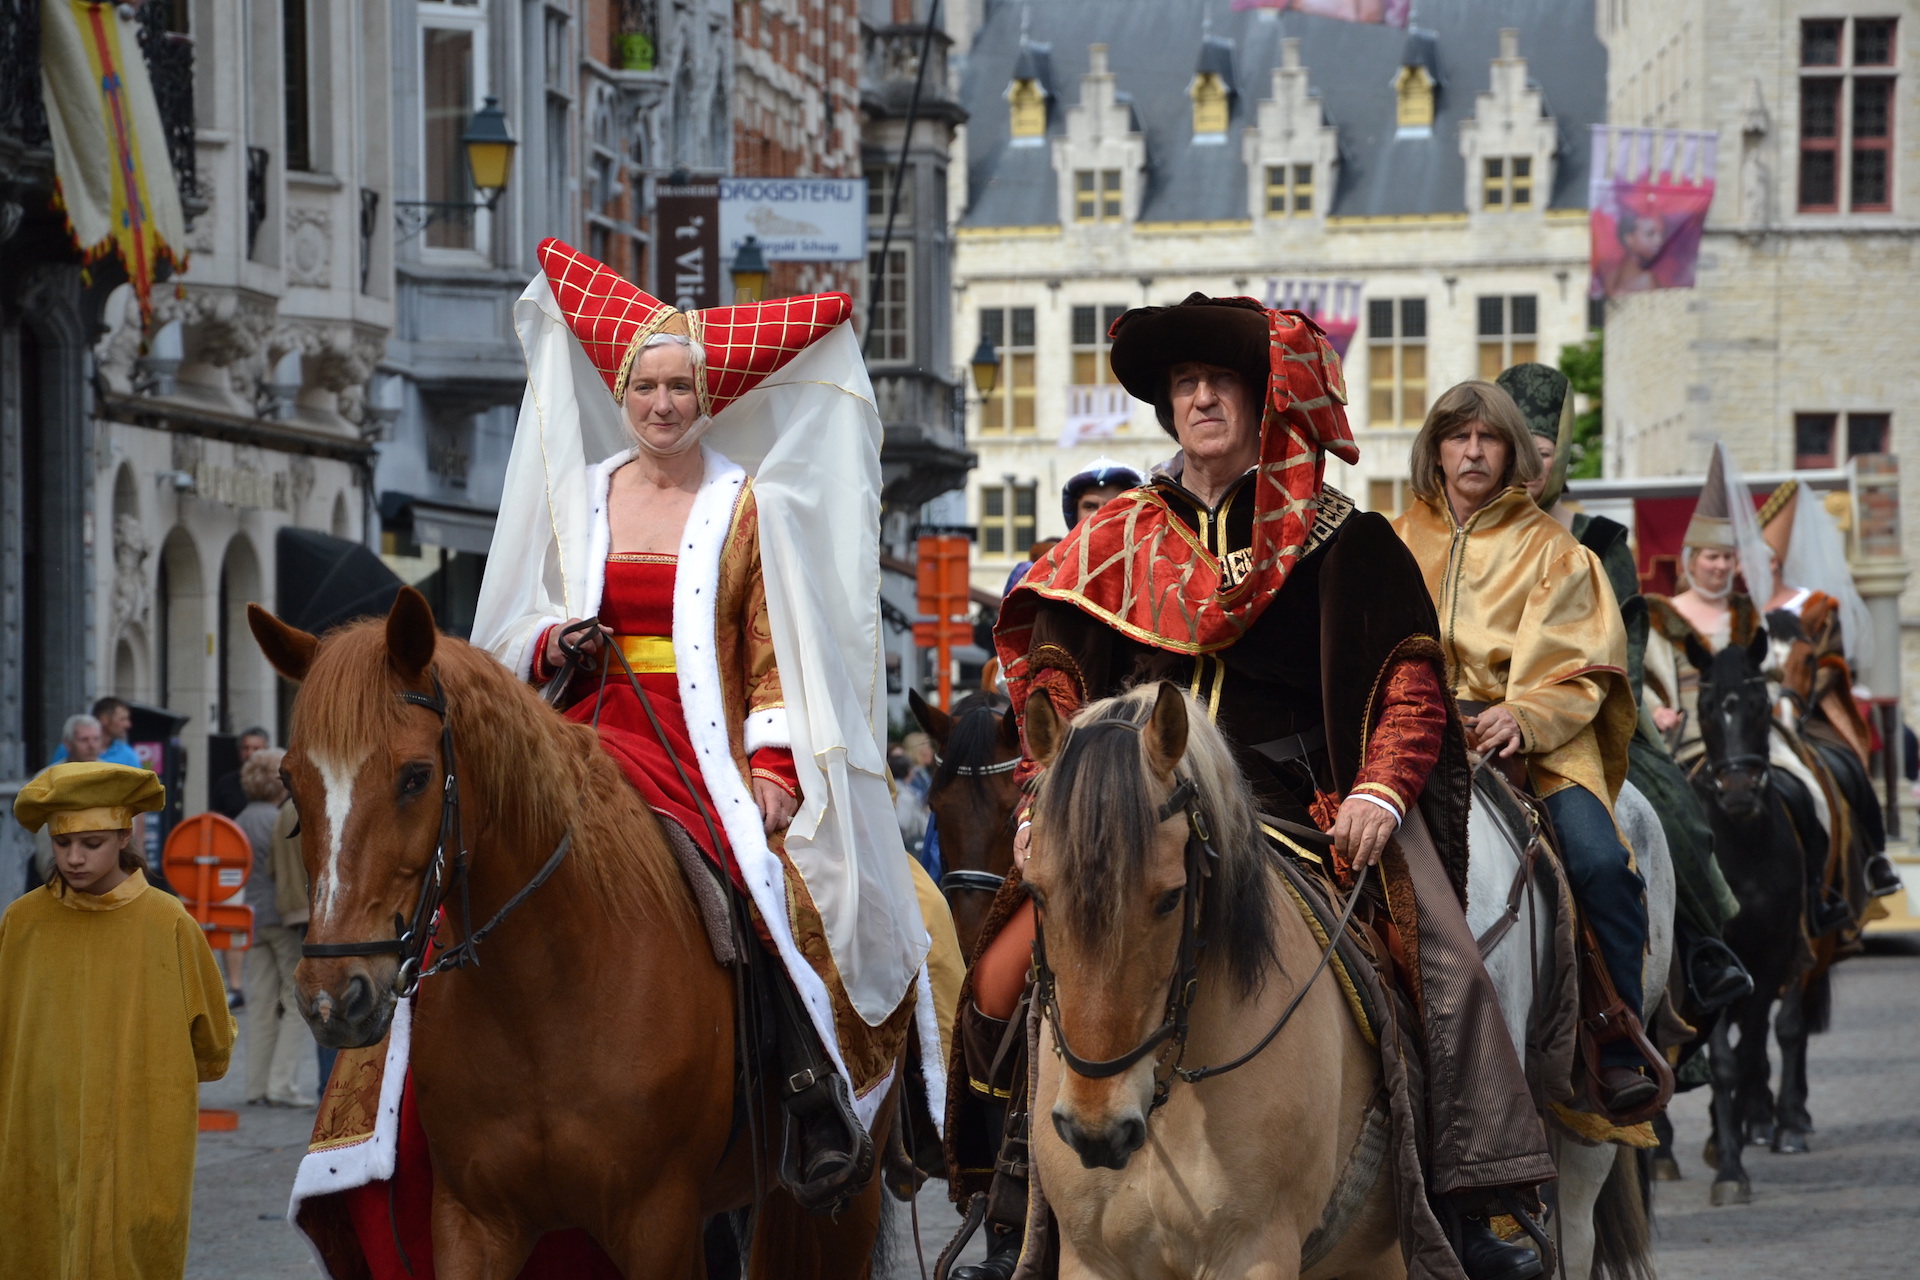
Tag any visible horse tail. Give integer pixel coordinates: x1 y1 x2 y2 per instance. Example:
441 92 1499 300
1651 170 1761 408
1802 966 1834 1035
1590 1144 1655 1280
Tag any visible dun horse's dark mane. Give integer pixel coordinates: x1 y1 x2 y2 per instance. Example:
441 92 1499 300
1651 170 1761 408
294 622 688 932
1032 686 1277 997
934 693 1012 795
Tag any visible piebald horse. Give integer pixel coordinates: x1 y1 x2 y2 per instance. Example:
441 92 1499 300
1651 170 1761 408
1022 683 1401 1279
249 588 897 1279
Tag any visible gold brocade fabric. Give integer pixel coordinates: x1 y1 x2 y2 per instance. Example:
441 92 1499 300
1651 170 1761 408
714 481 787 744
1393 488 1636 807
0 870 234 1279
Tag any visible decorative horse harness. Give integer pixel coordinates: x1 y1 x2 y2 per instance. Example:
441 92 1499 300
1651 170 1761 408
1028 739 1368 1113
933 741 1023 899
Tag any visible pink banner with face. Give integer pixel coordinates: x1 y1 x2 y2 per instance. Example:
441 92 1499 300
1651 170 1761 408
1231 0 1410 26
1588 126 1719 300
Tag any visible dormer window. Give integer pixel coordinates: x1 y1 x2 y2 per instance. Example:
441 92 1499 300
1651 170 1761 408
1483 157 1533 209
1265 164 1312 215
1075 169 1124 222
1396 66 1435 131
1192 72 1230 140
1010 78 1047 142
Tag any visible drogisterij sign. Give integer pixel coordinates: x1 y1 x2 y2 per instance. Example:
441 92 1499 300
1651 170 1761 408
719 178 867 263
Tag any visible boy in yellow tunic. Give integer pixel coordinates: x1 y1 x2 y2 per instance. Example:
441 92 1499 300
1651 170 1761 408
0 762 235 1279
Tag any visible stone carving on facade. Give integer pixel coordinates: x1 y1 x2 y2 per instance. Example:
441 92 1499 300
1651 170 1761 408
287 206 332 287
288 454 317 513
111 513 152 632
93 286 145 394
188 179 217 254
153 286 277 409
1740 77 1773 232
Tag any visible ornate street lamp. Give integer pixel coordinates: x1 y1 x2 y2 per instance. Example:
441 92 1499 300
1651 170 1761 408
395 97 518 242
730 235 769 303
970 334 1000 398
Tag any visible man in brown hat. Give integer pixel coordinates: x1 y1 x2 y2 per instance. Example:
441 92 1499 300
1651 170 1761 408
947 295 1554 1280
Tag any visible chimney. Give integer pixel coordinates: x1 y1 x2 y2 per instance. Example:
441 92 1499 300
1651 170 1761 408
1090 43 1109 76
1281 37 1301 71
1499 28 1520 60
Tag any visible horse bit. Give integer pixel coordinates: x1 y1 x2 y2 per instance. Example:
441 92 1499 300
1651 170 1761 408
933 748 1023 899
1030 768 1369 1112
300 668 575 997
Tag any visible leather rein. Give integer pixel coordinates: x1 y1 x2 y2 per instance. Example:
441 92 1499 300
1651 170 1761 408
933 735 1021 899
300 669 575 997
1031 765 1368 1112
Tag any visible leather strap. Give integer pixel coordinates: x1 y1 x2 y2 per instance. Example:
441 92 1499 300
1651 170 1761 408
1250 723 1327 765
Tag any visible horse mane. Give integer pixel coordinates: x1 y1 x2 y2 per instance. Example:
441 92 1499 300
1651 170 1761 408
934 693 1012 794
294 623 688 932
1032 685 1276 997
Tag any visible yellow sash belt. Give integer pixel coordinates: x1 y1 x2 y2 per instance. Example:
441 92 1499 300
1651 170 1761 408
613 634 677 674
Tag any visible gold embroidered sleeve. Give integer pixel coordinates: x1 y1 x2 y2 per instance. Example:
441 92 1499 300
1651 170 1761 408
732 488 785 716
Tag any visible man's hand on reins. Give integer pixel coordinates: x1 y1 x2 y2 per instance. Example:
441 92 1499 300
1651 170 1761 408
753 778 798 836
1465 705 1525 758
1330 796 1397 869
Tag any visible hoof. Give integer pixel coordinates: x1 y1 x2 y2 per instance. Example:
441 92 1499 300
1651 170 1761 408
1773 1129 1811 1155
1710 1179 1752 1207
1702 1136 1720 1166
1745 1120 1775 1146
1652 1156 1684 1182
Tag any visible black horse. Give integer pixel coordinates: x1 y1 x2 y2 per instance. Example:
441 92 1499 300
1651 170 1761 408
1686 629 1834 1204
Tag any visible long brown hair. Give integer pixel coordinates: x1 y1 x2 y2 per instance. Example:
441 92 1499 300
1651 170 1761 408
1408 380 1541 502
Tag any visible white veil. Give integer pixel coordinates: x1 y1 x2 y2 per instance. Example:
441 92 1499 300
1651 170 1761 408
1713 441 1776 609
1784 486 1875 676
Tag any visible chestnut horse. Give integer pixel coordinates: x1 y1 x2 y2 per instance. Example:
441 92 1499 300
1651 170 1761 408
1022 683 1399 1279
249 587 895 1279
907 689 1022 957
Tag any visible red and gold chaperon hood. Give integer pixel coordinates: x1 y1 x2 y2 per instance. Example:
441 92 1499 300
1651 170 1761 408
996 297 1359 704
535 237 853 418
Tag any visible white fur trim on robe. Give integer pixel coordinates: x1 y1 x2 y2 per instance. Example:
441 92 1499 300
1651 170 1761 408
744 708 789 754
471 275 930 1131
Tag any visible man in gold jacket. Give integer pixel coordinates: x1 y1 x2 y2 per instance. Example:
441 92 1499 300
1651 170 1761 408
1393 380 1651 1110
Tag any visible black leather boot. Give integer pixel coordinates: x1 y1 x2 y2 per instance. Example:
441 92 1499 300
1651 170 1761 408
1685 935 1754 1013
950 1226 1021 1280
1457 1218 1544 1280
1865 850 1904 898
1808 887 1854 937
770 969 872 1213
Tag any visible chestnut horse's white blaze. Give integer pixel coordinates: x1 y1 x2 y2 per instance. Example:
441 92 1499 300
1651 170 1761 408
312 752 367 922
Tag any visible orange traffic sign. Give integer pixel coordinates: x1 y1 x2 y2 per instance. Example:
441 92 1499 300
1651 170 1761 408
163 812 252 905
915 536 972 616
192 903 256 951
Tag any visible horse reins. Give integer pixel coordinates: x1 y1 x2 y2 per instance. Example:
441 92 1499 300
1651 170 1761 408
1031 760 1369 1111
931 713 1021 898
300 669 576 997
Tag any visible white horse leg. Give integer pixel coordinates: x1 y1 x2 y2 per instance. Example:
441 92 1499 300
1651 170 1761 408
1548 1133 1616 1280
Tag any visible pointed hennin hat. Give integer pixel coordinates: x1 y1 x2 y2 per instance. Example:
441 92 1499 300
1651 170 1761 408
535 238 853 417
1684 445 1736 550
1759 479 1799 562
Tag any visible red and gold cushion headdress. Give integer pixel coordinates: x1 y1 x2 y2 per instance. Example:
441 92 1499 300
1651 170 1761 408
535 238 853 418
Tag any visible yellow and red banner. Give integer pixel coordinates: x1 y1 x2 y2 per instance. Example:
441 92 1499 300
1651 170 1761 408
40 0 187 318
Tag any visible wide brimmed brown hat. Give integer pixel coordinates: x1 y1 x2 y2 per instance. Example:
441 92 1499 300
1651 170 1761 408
1108 293 1270 424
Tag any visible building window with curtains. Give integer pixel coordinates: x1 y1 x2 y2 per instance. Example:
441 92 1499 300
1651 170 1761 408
1476 295 1537 378
1482 157 1533 209
1793 411 1890 468
978 307 1036 432
980 482 1038 557
1070 304 1126 385
1367 298 1426 428
866 245 910 362
1074 169 1123 222
1265 164 1312 215
422 0 487 251
1799 17 1896 213
284 0 311 171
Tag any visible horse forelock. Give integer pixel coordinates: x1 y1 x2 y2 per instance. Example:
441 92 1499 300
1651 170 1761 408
291 622 684 931
934 695 1013 796
1035 685 1276 996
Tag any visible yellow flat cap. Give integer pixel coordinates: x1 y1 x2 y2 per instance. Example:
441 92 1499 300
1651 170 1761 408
14 762 166 835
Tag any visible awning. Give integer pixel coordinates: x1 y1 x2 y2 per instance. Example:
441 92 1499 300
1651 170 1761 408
276 527 405 635
381 492 498 556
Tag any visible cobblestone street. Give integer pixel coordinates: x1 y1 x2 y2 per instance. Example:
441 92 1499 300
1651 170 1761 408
190 938 1920 1278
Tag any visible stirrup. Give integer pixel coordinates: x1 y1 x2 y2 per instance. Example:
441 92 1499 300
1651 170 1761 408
777 1065 875 1214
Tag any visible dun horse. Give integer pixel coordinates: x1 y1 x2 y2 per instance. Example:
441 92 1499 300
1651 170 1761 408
1688 630 1836 1204
249 588 896 1278
908 689 1022 956
1021 683 1400 1279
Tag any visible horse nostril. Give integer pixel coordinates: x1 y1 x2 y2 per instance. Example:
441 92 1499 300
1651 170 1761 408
340 973 375 1023
1114 1114 1146 1158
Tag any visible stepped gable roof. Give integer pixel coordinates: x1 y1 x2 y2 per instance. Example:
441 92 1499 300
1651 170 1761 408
959 0 1604 227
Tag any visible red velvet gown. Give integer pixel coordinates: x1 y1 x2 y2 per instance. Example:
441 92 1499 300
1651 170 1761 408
342 555 796 1280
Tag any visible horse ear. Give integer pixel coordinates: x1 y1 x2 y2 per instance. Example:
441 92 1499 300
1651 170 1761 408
248 604 319 683
998 700 1022 750
909 687 951 747
1746 627 1770 668
385 586 438 680
1024 691 1065 767
1683 633 1714 676
1143 682 1189 779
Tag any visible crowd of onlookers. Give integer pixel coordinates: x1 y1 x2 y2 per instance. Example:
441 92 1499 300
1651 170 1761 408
23 700 327 1106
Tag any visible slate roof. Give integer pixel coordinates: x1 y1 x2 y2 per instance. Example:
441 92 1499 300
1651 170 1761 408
959 0 1605 227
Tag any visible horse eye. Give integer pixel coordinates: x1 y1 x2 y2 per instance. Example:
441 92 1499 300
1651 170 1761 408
1156 887 1184 917
398 764 433 799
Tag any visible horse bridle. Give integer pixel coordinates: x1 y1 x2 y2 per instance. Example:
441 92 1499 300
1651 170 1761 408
1694 673 1773 796
933 736 1021 899
1031 766 1368 1111
300 669 575 997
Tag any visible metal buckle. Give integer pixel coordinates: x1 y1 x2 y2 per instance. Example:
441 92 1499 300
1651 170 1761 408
786 1068 817 1095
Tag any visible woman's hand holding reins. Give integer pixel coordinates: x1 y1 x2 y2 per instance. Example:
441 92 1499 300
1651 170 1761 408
546 618 610 672
753 777 798 836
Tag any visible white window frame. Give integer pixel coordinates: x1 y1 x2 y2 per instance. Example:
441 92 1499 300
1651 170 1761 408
418 0 492 265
